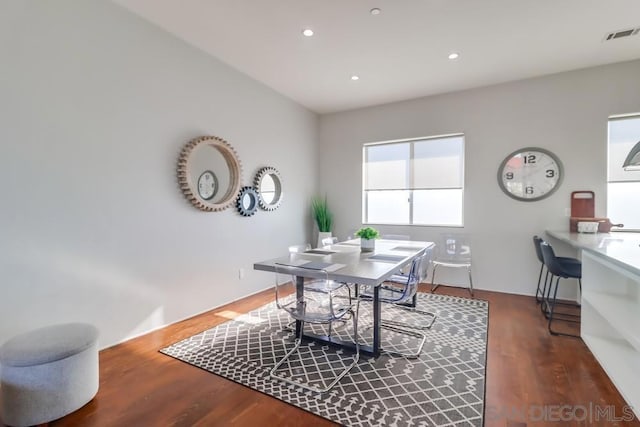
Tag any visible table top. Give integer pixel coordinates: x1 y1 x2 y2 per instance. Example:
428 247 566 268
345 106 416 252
546 230 640 276
254 239 434 286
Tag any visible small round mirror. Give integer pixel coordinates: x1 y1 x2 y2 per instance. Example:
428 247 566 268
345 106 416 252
254 167 283 211
242 193 252 209
236 186 258 217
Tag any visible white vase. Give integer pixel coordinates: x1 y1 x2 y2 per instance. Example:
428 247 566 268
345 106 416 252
361 238 375 252
317 231 332 248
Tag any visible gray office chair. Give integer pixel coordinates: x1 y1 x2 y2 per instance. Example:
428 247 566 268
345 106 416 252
431 233 474 297
271 264 360 393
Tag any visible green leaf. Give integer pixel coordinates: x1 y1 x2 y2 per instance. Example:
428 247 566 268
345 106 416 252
355 227 379 240
311 196 333 232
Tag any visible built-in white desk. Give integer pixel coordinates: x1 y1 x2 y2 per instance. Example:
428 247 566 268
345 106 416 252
546 230 640 418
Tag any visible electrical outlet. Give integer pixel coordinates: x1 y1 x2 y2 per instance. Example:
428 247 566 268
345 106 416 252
564 208 571 217
238 268 245 280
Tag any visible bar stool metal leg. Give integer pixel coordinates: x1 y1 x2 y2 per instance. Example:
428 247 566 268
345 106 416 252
547 277 581 338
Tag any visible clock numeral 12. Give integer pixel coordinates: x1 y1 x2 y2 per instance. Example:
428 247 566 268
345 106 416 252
523 154 536 164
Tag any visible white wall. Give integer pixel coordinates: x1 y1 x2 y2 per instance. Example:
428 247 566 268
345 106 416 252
319 60 640 297
0 1 318 348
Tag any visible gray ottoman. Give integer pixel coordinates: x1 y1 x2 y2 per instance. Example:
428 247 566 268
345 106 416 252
0 323 99 427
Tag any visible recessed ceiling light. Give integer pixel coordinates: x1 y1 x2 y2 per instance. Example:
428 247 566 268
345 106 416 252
351 75 360 81
448 52 460 60
370 8 381 15
302 29 314 37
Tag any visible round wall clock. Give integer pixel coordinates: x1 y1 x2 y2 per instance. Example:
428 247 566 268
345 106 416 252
497 147 563 201
197 170 218 200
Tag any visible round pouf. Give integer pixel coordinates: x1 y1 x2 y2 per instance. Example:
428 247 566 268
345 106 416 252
0 323 99 427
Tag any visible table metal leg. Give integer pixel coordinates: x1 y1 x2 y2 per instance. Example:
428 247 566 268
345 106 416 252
295 275 304 337
373 285 381 357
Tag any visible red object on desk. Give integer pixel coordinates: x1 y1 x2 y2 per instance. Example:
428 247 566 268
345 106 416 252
570 191 595 218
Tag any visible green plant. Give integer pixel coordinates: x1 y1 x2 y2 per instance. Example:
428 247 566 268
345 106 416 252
355 227 379 240
311 196 333 232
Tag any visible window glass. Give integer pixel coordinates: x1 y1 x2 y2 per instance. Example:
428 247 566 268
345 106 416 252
366 190 410 224
608 116 640 230
365 143 410 190
363 135 464 226
608 117 640 182
413 136 463 188
413 189 463 226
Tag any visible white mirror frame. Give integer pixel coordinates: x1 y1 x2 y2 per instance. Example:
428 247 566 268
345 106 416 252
254 166 283 211
177 135 243 212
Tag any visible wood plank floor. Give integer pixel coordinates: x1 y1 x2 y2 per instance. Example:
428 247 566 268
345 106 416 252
3 286 638 427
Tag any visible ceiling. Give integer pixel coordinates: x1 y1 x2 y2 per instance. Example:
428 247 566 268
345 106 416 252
114 0 640 114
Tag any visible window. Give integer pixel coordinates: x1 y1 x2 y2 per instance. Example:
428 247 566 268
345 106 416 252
608 115 640 231
363 134 464 226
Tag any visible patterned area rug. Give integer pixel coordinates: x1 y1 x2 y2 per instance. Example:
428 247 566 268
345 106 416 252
160 293 488 426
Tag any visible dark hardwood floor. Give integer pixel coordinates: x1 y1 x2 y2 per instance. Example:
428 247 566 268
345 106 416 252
3 286 638 427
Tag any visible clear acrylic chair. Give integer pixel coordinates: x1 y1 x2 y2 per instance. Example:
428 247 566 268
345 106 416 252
360 251 435 358
431 233 474 297
284 242 351 331
271 263 360 393
321 236 338 247
381 234 411 241
288 244 311 253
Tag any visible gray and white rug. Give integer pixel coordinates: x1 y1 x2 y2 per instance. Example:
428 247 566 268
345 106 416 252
160 293 488 426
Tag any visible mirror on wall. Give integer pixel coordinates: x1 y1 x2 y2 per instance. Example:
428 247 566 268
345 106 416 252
254 167 283 211
236 186 259 217
177 136 242 212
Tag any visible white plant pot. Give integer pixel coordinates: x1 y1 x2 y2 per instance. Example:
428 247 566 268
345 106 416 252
361 238 375 252
317 231 332 248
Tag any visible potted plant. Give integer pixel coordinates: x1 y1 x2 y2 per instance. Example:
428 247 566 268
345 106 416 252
311 196 333 248
355 226 379 252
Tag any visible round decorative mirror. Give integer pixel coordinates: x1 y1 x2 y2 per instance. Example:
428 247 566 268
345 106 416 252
177 136 242 212
236 186 259 217
254 167 283 211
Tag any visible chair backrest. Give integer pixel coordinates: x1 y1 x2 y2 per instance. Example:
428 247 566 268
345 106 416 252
539 241 565 277
390 251 430 303
418 246 434 282
435 233 471 263
288 244 311 253
382 234 411 241
273 263 333 319
321 236 338 246
532 235 545 264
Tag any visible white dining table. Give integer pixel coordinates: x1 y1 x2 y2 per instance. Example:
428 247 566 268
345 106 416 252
253 239 434 357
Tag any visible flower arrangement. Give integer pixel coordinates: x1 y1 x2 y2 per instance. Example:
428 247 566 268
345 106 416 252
355 227 379 240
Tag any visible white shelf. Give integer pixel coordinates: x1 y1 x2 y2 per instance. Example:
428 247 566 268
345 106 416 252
582 334 640 419
550 231 640 418
582 290 640 353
